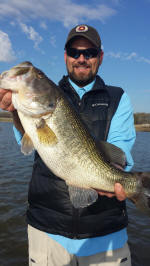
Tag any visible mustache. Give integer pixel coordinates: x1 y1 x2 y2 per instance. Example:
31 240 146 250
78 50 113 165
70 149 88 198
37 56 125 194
73 62 90 67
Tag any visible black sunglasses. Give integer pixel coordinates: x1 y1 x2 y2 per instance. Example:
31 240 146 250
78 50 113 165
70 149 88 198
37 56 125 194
66 47 100 59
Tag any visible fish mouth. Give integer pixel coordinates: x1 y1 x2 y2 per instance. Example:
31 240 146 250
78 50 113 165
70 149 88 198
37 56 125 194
12 93 55 118
19 101 55 117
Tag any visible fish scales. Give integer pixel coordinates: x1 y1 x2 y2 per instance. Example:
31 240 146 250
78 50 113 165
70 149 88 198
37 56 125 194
47 95 137 193
1 61 150 214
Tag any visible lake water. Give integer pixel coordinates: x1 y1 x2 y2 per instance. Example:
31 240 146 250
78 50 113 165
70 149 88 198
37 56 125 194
0 122 150 266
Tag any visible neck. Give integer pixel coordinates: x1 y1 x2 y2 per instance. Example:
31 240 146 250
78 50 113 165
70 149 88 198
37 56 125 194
69 76 95 88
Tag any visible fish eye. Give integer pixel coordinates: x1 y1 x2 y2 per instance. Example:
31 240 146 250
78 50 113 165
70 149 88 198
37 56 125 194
49 103 55 108
37 72 43 79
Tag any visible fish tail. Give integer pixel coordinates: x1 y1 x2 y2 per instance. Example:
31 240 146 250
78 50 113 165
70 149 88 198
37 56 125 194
130 172 150 216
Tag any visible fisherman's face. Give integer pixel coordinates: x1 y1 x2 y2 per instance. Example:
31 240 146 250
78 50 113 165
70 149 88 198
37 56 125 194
64 37 103 87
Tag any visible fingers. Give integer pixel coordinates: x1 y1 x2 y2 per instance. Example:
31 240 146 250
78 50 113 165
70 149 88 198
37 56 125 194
97 191 115 198
0 89 15 111
96 183 126 201
114 183 126 201
0 88 7 102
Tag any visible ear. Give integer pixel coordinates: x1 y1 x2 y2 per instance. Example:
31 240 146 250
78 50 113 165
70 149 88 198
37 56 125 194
64 50 67 64
99 50 104 66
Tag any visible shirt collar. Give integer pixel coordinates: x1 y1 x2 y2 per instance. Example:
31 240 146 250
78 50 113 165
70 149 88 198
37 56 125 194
69 78 95 98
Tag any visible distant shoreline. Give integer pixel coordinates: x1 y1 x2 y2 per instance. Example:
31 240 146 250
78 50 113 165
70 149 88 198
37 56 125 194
135 124 150 132
0 117 13 122
0 112 13 122
0 115 150 132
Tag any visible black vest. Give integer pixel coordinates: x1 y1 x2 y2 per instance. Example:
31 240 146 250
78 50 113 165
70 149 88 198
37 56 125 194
26 75 128 239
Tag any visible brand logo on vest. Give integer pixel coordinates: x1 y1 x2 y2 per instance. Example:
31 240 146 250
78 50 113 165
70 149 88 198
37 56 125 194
92 103 108 107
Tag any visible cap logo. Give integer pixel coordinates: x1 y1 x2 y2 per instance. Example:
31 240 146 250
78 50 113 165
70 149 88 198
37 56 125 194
76 25 88 32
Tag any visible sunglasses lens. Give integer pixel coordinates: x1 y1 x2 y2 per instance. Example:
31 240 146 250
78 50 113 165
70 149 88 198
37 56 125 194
84 50 90 59
67 48 99 59
88 48 99 58
66 48 79 58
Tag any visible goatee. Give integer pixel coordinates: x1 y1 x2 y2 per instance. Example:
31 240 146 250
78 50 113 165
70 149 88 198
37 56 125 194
69 75 95 87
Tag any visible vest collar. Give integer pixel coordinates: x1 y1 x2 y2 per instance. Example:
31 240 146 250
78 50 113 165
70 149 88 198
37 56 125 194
59 75 107 94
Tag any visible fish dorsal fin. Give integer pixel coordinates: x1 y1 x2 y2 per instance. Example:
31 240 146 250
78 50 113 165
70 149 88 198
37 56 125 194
36 119 57 145
21 133 34 155
97 141 127 169
67 185 98 208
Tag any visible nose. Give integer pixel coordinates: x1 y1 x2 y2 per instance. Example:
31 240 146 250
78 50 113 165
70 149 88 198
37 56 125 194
77 53 86 62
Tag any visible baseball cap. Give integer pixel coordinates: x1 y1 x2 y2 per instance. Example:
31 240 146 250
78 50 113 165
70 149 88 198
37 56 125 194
65 24 101 50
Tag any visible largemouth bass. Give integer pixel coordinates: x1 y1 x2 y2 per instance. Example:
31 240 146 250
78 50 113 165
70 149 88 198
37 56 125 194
1 62 150 214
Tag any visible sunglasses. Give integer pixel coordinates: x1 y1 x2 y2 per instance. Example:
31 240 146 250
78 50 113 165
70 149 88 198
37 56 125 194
66 47 100 59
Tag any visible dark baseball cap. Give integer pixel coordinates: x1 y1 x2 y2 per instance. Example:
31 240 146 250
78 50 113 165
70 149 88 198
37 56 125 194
65 24 101 50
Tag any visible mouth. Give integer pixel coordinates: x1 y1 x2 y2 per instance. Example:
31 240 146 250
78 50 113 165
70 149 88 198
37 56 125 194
73 65 90 72
74 64 89 68
76 66 89 69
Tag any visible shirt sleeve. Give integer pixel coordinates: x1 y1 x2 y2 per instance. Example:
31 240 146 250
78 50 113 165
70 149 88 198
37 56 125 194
13 125 22 145
107 92 136 172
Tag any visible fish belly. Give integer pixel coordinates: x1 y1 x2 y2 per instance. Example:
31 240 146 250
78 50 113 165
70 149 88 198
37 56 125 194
18 111 100 189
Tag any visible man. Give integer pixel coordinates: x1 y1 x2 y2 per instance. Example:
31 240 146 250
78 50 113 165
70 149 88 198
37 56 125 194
0 25 135 265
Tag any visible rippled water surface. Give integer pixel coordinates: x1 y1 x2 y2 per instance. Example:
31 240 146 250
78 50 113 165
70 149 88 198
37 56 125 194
127 132 150 266
0 123 33 266
0 123 150 266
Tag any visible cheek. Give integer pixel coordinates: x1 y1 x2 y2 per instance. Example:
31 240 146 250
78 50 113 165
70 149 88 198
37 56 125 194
92 59 100 72
66 58 74 71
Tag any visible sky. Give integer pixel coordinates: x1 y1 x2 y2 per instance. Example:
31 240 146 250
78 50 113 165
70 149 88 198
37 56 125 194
0 0 150 113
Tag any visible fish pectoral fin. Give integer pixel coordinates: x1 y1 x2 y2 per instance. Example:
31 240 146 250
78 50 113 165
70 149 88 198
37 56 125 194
67 185 98 208
36 119 57 145
21 133 34 155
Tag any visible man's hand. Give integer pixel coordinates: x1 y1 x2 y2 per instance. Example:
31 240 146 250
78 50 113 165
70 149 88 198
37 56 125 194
0 88 15 112
0 88 25 134
97 183 126 201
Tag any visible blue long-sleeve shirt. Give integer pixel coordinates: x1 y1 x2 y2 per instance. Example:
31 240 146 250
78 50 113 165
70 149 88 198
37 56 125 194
13 78 136 256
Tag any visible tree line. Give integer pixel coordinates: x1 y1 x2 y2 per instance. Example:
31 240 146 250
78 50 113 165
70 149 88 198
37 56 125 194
0 111 12 118
0 111 150 125
134 113 150 124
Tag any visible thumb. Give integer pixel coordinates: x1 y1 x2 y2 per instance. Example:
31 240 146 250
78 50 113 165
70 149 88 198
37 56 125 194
114 183 126 201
